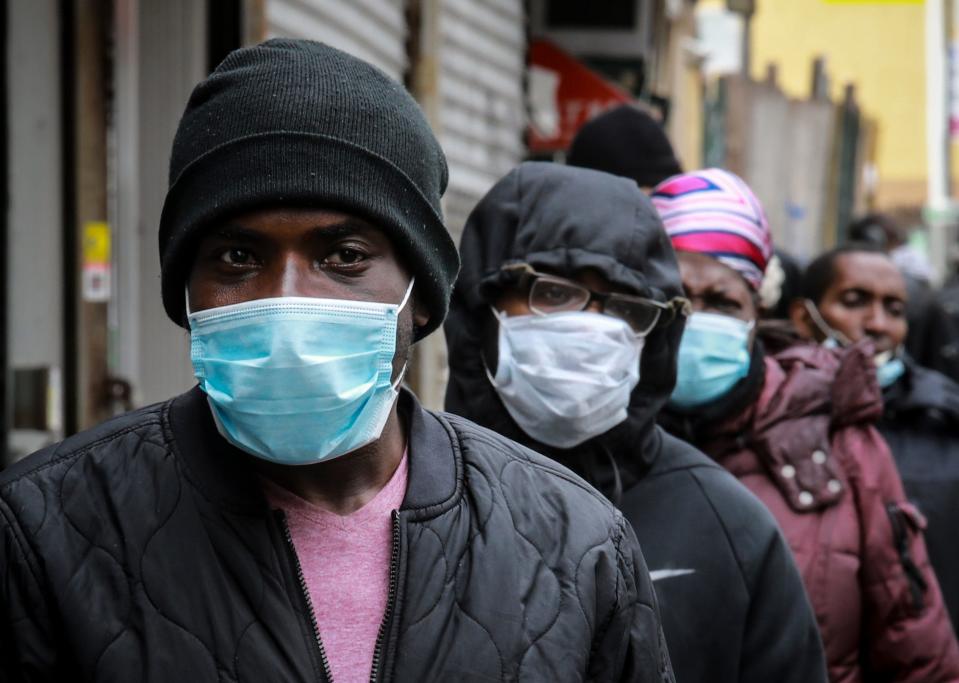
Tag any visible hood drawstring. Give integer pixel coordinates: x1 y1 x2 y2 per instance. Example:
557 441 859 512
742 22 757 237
580 445 623 508
603 445 624 508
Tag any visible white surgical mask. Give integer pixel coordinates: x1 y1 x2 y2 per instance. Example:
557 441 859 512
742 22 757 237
488 310 644 449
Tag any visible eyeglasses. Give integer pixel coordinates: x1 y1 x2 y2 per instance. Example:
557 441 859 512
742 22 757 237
501 264 691 335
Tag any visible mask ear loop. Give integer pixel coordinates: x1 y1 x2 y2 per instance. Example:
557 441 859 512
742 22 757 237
390 364 408 391
184 287 192 318
481 306 509 387
398 278 415 312
390 278 417 391
803 299 852 347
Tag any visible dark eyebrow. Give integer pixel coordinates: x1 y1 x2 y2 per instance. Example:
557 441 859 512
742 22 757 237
210 224 263 242
702 285 737 300
213 217 380 242
839 287 872 298
304 218 379 240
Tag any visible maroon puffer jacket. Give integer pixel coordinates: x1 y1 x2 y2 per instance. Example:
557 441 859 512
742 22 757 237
701 342 959 682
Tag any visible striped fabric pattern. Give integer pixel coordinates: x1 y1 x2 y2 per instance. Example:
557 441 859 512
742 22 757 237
651 168 773 290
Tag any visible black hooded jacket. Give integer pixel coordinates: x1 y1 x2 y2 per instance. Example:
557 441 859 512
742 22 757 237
882 357 959 629
444 162 827 683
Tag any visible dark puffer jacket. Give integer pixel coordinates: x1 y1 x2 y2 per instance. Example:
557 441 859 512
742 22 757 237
0 388 674 682
444 162 827 683
881 357 959 630
663 338 959 683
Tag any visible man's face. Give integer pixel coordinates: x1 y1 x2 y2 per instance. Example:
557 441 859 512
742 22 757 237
807 252 908 354
188 207 428 378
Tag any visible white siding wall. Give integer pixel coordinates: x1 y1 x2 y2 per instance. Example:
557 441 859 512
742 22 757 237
267 0 408 81
437 0 526 241
112 0 206 408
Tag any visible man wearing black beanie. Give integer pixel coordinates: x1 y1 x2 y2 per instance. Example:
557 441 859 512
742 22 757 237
567 105 682 191
0 40 675 682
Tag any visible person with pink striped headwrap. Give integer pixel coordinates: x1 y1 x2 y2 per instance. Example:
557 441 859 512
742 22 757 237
654 168 959 683
651 168 772 291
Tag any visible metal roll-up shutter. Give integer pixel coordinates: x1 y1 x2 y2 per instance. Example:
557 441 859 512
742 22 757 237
437 0 526 241
266 0 408 82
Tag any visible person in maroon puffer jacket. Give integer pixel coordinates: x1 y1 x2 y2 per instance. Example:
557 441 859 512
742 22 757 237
652 168 959 682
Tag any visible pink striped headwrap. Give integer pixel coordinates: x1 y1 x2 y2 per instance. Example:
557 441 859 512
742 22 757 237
651 168 772 290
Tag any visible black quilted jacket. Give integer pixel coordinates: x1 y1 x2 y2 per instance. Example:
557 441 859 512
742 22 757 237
0 387 674 682
881 357 959 630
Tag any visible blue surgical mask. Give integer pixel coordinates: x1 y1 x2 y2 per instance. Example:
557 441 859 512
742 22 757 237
806 300 905 388
187 281 413 465
670 312 753 409
875 349 906 388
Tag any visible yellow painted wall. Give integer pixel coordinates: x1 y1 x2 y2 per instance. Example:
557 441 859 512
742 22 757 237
749 0 931 206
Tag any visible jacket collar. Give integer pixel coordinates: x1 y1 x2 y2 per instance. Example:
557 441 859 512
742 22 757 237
164 386 461 516
884 357 959 424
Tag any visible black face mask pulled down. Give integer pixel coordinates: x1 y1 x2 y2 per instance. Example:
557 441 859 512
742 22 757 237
443 162 687 503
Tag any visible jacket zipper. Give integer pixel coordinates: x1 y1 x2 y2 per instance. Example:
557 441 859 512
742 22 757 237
277 510 335 683
369 511 401 683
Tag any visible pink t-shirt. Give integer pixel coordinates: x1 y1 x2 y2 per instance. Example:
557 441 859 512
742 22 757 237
263 454 408 683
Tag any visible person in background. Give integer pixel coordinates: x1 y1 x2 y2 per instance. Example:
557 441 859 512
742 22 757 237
847 213 958 381
653 169 959 683
791 243 959 630
566 104 682 191
934 246 959 382
444 160 827 683
0 41 675 682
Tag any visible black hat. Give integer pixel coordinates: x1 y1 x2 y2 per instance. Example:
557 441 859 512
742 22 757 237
159 39 459 338
567 105 682 188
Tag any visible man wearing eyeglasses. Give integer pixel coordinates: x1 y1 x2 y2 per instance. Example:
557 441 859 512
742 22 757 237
444 162 827 683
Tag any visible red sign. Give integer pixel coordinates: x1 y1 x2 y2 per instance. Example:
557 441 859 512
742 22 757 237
527 39 634 153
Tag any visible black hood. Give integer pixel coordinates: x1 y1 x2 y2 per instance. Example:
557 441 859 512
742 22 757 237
443 161 686 492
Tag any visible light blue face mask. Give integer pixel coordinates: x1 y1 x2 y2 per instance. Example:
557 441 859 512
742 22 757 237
875 350 906 388
805 300 905 388
670 312 753 409
187 280 413 466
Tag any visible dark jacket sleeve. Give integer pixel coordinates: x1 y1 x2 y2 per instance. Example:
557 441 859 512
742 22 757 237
839 423 959 681
0 495 62 682
739 522 828 683
587 515 675 683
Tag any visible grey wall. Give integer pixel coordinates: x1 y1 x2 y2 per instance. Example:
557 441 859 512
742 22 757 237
7 0 64 442
112 0 205 407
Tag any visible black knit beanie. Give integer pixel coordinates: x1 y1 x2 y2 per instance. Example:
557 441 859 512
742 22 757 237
159 39 458 338
567 105 682 188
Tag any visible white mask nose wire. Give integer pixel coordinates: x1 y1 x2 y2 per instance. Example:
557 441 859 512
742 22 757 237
187 279 414 317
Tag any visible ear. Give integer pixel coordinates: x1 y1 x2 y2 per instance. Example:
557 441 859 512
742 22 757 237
788 298 818 341
412 295 430 329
